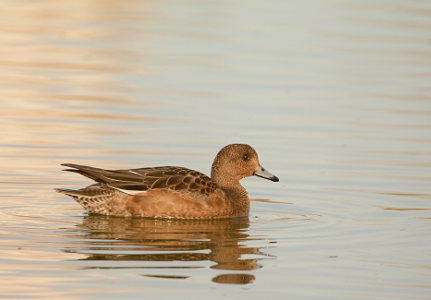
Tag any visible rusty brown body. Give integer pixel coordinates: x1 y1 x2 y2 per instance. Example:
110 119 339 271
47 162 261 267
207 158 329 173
57 144 278 218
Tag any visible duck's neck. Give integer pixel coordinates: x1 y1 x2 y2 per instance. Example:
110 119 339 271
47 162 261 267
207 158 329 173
212 175 249 216
222 183 249 217
211 159 250 216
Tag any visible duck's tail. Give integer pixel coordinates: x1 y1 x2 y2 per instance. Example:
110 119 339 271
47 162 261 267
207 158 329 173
56 184 115 215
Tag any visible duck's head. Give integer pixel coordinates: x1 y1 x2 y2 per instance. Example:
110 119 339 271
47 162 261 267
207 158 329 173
211 144 279 184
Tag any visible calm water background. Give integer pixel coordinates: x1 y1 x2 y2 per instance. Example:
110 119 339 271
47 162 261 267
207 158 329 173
1 0 430 299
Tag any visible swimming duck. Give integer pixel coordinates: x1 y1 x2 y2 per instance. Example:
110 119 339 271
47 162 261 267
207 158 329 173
56 144 278 218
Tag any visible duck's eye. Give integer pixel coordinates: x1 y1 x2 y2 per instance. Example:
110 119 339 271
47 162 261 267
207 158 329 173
243 154 249 161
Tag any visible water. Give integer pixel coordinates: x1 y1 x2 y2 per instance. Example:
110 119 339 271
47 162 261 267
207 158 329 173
1 0 430 299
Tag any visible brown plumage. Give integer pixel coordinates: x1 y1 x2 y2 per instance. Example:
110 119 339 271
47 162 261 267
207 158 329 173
56 144 279 219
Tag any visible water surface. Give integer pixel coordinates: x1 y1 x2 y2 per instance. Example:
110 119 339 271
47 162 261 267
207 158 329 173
0 0 430 299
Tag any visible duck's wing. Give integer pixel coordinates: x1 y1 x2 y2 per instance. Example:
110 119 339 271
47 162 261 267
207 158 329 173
61 163 218 196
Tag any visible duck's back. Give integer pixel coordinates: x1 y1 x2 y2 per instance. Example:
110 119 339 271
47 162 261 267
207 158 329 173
57 164 235 218
60 164 217 196
120 166 219 197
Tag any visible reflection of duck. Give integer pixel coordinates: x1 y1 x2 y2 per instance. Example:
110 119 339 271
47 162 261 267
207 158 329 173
67 215 275 284
57 144 278 218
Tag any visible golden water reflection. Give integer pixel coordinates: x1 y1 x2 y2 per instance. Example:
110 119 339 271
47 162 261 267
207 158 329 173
67 215 272 284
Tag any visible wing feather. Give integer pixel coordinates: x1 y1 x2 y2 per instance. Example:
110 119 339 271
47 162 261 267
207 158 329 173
62 164 218 196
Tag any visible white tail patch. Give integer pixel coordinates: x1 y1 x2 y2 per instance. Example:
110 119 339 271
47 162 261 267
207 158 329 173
128 170 142 176
109 185 148 195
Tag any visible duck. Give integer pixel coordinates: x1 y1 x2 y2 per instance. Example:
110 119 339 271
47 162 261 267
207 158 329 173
56 144 279 219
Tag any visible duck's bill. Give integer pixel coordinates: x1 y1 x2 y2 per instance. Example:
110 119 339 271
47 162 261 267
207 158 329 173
254 165 279 182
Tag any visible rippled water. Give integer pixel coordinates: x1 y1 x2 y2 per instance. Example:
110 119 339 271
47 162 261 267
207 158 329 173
1 0 430 299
